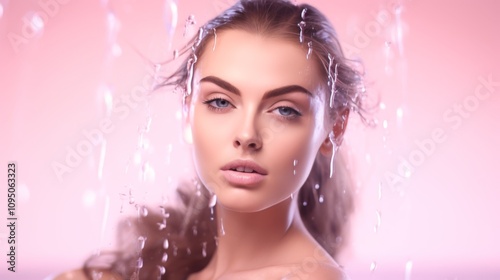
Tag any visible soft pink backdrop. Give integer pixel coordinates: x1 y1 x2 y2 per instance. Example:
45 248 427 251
1 0 499 279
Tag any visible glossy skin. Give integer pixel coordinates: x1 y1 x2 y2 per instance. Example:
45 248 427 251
186 29 331 213
183 30 345 279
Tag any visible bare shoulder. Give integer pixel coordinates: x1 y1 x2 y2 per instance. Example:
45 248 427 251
294 262 349 280
53 269 122 280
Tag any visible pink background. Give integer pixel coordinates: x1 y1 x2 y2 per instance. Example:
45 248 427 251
1 0 499 279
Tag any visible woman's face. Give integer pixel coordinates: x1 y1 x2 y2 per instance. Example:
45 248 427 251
186 29 331 212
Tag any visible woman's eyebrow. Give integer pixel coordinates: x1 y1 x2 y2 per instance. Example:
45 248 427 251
200 76 313 99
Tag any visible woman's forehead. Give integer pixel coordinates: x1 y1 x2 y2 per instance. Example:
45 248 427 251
195 29 323 94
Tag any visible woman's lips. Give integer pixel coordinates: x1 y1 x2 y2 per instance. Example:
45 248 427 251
220 170 266 186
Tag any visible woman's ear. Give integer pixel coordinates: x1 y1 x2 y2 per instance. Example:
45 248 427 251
319 109 349 156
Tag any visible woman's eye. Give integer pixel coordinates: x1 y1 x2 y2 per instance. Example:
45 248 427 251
202 98 232 111
274 106 301 118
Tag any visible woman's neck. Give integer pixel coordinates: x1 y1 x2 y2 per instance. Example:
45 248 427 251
207 196 303 277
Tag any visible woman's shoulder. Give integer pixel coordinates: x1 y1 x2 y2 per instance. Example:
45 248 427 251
213 262 348 280
52 268 122 280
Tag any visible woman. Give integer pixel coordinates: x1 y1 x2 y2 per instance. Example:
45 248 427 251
56 0 366 279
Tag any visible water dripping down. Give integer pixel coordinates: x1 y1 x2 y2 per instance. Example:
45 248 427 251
183 14 196 38
306 41 313 60
138 236 147 250
328 131 338 178
374 210 381 233
220 218 226 236
297 21 306 43
212 28 217 51
202 242 207 257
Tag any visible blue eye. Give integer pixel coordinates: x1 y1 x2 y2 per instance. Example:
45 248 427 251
274 106 301 119
202 98 232 112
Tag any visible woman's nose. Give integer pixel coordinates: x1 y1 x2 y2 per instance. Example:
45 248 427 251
233 113 263 151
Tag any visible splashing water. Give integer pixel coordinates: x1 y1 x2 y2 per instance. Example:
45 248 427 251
306 41 313 60
297 21 306 43
157 218 167 230
183 14 196 37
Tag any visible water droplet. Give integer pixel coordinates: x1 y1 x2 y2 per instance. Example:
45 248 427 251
382 120 388 129
314 184 320 190
91 271 103 280
138 236 147 250
397 106 404 120
293 159 298 166
202 242 207 257
142 206 149 217
210 206 214 221
163 239 169 249
157 218 167 230
185 54 198 96
370 261 377 272
209 194 217 207
28 12 45 35
405 260 413 280
301 8 307 19
374 210 381 233
128 188 135 204
161 252 168 263
297 21 306 43
192 225 198 236
318 194 324 203
380 102 386 110
173 49 179 59
0 4 4 19
158 265 166 275
136 257 143 269
220 218 226 235
187 247 191 255
111 43 122 57
306 41 313 59
302 201 308 207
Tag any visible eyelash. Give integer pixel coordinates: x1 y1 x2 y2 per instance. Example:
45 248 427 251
202 97 302 120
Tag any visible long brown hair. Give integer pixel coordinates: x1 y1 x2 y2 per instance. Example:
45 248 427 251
83 1 367 279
